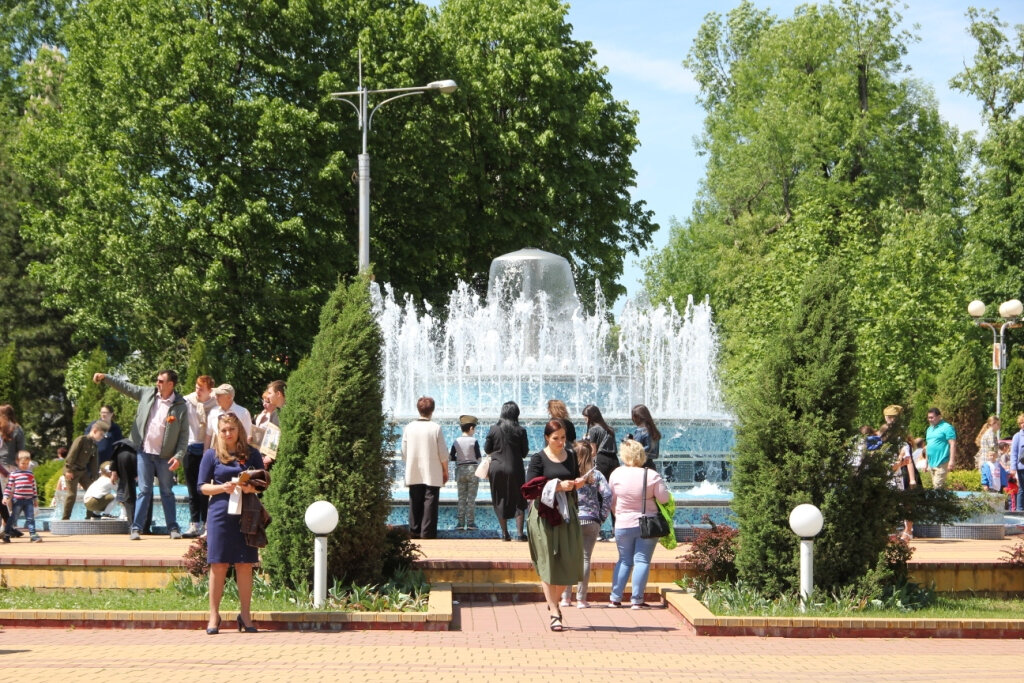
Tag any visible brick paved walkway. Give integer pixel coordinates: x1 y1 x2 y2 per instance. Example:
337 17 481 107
0 533 1016 680
0 601 1003 682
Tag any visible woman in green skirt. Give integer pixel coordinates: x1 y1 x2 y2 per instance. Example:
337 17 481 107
525 419 585 631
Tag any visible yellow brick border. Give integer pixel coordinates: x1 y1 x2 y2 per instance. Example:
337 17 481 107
0 583 453 630
663 586 1024 637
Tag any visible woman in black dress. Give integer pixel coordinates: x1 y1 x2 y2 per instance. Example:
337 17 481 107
583 404 618 481
485 401 530 541
525 420 584 631
199 412 263 634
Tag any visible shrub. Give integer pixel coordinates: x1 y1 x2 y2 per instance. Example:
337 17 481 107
1001 539 1024 567
682 519 738 586
0 342 20 418
33 459 64 507
732 266 900 596
934 346 987 470
1000 358 1024 428
883 534 915 581
947 469 982 491
261 276 393 588
907 371 936 439
182 537 209 578
380 525 422 579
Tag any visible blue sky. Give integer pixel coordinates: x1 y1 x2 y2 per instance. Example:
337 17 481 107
561 1 1024 313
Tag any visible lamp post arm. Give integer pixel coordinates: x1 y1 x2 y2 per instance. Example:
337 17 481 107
367 91 426 131
330 95 363 128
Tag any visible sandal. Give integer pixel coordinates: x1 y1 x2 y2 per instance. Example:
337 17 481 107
549 613 564 632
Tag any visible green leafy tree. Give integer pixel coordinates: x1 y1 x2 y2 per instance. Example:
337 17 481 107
183 338 217 393
952 8 1024 309
70 348 109 437
1000 357 1024 429
934 346 988 470
645 0 967 408
732 266 900 595
262 276 392 588
907 371 937 439
433 0 656 306
15 0 428 405
0 2 76 449
0 341 19 416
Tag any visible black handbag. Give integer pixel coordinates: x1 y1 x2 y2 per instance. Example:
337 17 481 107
638 467 670 538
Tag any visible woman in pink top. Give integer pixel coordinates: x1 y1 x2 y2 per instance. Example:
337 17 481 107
607 439 670 608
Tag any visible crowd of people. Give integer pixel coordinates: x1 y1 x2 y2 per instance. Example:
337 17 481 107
856 404 1024 539
401 396 671 631
0 372 283 633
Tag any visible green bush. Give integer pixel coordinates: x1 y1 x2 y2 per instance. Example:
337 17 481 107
0 342 20 418
946 469 982 491
262 276 393 588
934 346 987 470
1000 357 1024 429
33 459 65 507
907 371 936 439
732 266 901 596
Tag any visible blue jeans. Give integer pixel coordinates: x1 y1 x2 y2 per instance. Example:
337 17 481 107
134 451 179 533
610 525 659 605
10 498 36 535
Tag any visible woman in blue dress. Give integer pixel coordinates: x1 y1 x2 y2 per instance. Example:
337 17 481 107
199 412 262 634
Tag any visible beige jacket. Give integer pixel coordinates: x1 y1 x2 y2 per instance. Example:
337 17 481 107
401 418 448 487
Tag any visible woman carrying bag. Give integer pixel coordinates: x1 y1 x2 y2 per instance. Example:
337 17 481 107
607 439 670 609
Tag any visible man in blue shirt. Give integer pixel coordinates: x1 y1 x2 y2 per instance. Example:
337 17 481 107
925 407 957 489
1009 414 1024 511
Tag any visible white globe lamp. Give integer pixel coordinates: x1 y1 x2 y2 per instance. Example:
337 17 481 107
999 299 1023 320
305 501 340 607
788 504 823 612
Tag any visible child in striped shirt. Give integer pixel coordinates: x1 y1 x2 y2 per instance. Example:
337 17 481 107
3 451 41 542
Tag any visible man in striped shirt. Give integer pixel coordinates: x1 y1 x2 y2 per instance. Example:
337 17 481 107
3 451 41 542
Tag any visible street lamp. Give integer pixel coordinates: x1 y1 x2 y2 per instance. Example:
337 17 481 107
789 503 824 613
330 54 457 272
968 298 1023 431
305 500 340 608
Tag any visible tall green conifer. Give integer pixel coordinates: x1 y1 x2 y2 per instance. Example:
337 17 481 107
262 276 391 588
732 267 898 594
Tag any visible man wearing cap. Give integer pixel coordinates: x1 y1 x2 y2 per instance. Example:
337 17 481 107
401 397 448 539
206 384 253 445
449 415 482 531
93 370 188 539
881 405 909 445
925 407 957 489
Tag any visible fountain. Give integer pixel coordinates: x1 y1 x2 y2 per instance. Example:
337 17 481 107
373 248 735 532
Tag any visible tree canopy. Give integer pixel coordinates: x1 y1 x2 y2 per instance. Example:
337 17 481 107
2 0 655 420
646 0 973 423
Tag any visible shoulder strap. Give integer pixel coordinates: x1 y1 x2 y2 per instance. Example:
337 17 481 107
641 467 648 514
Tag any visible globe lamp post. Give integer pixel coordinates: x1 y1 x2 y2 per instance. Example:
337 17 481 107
305 500 340 608
788 503 824 613
968 298 1023 432
330 53 457 273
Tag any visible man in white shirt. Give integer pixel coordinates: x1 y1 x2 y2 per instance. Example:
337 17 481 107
401 396 448 539
182 375 217 538
207 384 253 447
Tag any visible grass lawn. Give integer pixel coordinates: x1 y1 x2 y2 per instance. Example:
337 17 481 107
0 575 430 613
0 586 299 612
702 595 1024 619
